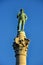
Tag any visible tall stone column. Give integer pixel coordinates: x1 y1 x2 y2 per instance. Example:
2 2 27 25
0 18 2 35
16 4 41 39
12 9 30 65
13 31 30 65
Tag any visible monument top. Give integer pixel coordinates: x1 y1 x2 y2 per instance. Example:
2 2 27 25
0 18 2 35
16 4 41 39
17 9 28 32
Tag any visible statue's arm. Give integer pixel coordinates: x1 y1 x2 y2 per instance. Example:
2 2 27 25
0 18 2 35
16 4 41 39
17 12 20 18
25 15 28 20
24 14 28 21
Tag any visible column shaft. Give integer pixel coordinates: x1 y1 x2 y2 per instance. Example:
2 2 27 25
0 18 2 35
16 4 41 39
16 55 26 65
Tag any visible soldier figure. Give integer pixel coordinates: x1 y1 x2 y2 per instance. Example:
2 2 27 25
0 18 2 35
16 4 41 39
17 9 28 31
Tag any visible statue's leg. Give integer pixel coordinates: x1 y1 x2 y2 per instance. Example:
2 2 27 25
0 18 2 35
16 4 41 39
17 20 22 31
17 20 20 31
21 20 25 31
20 20 22 31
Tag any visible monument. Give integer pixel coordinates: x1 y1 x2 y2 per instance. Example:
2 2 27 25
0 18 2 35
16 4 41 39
13 9 30 65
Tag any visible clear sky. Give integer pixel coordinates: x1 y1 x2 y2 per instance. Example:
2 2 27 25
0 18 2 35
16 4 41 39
0 0 43 65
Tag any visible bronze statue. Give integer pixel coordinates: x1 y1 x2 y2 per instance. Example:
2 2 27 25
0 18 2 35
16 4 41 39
17 9 28 31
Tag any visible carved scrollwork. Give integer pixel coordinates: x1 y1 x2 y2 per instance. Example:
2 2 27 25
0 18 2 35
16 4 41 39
13 37 30 52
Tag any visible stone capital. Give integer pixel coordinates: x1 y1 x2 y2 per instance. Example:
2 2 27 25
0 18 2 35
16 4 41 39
13 31 30 56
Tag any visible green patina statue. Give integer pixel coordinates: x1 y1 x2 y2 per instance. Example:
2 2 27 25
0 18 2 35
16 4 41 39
17 9 28 31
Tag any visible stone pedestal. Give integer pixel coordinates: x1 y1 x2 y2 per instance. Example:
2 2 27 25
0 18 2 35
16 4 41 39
13 31 30 65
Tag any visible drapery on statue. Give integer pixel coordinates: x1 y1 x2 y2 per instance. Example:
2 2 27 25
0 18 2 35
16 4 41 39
17 9 28 31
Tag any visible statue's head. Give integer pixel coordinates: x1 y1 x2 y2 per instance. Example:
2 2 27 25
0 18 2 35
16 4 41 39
20 9 24 13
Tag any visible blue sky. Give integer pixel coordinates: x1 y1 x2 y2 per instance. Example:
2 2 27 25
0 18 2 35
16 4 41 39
0 0 43 65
